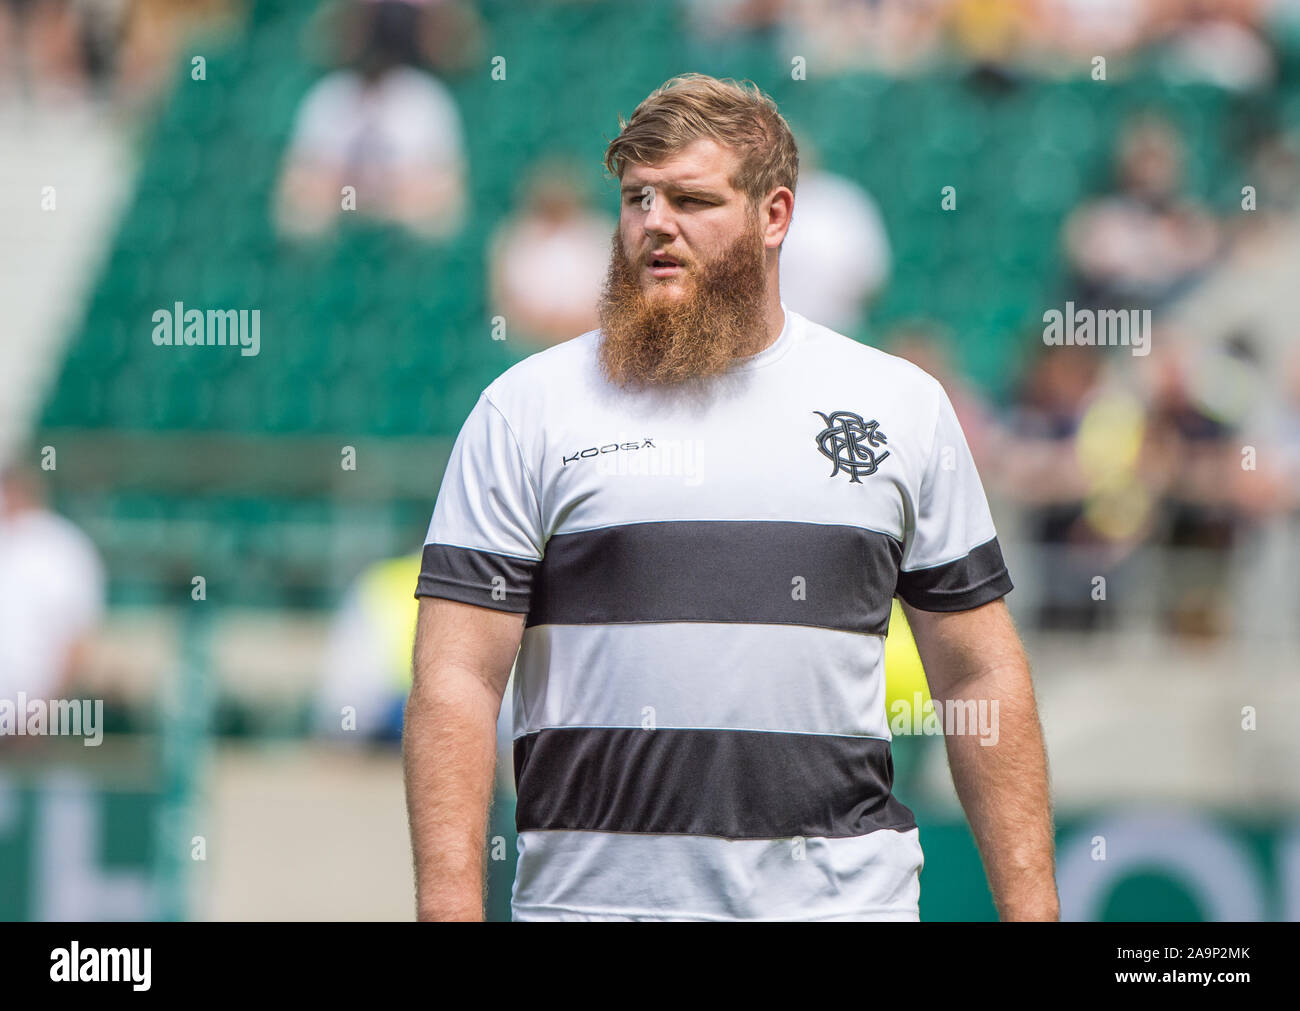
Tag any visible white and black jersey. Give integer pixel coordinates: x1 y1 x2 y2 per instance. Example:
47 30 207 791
416 304 1012 921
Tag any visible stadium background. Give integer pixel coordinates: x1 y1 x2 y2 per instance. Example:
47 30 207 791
2 0 1299 921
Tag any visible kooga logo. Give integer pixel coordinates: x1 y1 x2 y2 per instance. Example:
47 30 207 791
563 438 657 466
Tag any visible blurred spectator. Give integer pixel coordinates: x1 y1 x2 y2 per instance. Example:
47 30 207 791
314 0 484 78
947 0 1036 75
275 0 469 241
0 463 106 703
71 0 130 98
315 551 421 743
1062 113 1221 311
402 0 484 78
1148 0 1275 91
779 139 891 338
115 0 234 109
1025 0 1153 71
778 0 947 75
1143 336 1262 639
0 0 88 101
314 549 515 792
487 159 613 348
680 0 786 44
1162 128 1300 390
0 0 234 107
1247 127 1300 217
998 345 1151 631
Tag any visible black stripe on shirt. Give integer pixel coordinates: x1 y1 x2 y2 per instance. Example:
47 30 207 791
415 542 539 613
513 725 917 840
526 519 903 635
894 536 1013 612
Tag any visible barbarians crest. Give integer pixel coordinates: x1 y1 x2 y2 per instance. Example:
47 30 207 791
814 410 890 483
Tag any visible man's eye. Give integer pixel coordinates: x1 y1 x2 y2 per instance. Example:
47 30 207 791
624 194 706 206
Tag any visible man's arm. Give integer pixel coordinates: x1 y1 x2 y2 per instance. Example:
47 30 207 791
403 596 525 921
901 597 1059 921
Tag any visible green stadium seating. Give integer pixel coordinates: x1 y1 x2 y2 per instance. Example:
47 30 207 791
34 0 1265 606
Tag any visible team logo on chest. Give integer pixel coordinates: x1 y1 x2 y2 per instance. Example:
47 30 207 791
814 410 890 483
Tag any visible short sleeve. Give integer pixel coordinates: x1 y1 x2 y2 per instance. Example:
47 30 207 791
415 392 544 613
894 385 1013 612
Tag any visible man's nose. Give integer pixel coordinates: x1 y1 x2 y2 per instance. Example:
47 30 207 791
642 190 675 237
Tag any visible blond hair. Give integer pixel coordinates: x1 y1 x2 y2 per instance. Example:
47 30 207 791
603 73 799 210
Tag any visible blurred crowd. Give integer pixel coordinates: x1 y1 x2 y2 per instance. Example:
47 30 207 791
3 0 1297 933
6 1 1296 104
887 109 1300 638
685 0 1289 88
5 0 1300 743
0 0 235 107
275 4 1300 739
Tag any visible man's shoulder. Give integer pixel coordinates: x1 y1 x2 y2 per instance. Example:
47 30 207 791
796 312 947 401
482 329 602 415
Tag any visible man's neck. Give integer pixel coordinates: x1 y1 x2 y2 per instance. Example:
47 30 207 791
748 295 786 357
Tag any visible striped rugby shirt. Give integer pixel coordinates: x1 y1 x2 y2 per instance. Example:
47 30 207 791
416 303 1013 921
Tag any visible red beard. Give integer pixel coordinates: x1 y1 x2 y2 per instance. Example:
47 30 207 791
596 215 772 389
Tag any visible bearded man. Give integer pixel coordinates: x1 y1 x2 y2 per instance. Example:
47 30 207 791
404 73 1058 923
